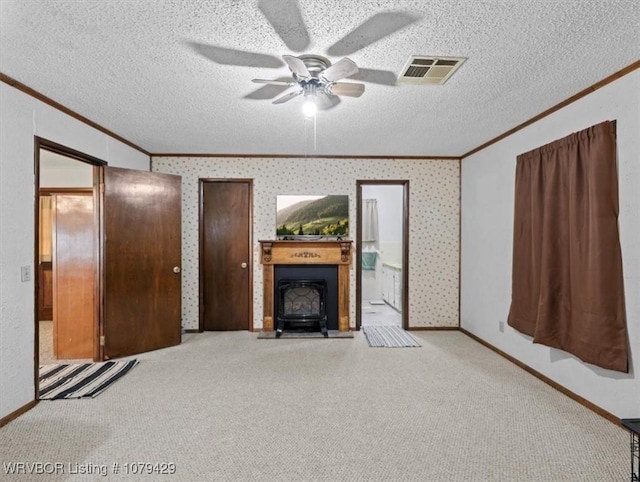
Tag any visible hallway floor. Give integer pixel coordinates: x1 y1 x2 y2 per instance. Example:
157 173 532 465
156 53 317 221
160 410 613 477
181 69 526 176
39 320 92 366
361 301 401 327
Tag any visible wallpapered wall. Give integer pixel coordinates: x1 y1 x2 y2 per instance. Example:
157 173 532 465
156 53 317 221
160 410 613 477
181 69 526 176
152 157 460 330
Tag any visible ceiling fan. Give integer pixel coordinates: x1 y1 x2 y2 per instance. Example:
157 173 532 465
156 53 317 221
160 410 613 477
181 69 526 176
188 0 420 110
252 54 365 107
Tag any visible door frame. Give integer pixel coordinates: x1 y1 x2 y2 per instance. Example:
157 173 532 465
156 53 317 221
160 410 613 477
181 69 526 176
355 180 410 331
34 137 106 398
198 178 254 332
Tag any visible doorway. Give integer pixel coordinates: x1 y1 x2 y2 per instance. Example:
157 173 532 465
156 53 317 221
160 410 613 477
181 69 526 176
199 179 253 331
36 143 103 369
46 191 96 360
34 137 183 398
356 181 409 330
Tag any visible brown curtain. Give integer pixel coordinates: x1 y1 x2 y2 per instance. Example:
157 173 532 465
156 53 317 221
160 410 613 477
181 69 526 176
507 120 628 372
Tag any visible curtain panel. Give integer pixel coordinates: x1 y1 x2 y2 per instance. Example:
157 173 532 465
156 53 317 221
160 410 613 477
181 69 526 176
507 120 628 372
362 199 379 242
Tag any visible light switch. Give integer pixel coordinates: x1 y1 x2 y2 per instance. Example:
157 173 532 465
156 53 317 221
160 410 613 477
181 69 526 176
21 265 31 282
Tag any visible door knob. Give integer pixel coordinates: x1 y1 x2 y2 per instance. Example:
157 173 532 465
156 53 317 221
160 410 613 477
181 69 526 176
241 262 247 269
173 266 181 273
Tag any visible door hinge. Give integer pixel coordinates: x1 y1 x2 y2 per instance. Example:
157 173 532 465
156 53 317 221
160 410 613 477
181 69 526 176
100 335 105 346
99 183 105 193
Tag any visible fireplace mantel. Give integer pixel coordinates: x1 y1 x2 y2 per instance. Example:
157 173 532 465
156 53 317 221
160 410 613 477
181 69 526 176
259 240 352 332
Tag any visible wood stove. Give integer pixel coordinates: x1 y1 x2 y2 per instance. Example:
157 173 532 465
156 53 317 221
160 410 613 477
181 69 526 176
276 279 328 337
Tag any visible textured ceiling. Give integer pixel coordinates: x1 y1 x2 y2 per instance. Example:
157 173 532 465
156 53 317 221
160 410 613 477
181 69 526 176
1 0 638 157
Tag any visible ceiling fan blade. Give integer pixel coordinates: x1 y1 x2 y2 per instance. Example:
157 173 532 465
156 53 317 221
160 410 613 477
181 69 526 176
258 0 310 52
187 42 283 68
326 12 420 56
327 82 365 98
352 68 397 86
252 79 295 86
272 86 302 104
320 57 359 82
282 55 310 79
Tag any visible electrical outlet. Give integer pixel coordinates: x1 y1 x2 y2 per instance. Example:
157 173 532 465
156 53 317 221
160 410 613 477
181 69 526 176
499 321 505 333
21 265 31 282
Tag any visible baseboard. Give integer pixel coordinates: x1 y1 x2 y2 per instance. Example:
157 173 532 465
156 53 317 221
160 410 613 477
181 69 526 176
459 328 620 426
183 329 200 334
0 399 38 428
407 326 459 331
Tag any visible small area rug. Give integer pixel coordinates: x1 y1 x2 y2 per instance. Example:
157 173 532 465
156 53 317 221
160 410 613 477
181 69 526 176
39 359 138 400
258 330 354 339
363 326 421 347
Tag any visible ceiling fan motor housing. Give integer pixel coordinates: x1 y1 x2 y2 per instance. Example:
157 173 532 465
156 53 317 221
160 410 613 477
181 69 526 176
303 81 321 96
252 53 364 104
297 54 331 78
296 55 334 95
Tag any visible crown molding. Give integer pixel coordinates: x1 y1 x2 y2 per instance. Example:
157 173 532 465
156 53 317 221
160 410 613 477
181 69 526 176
461 60 640 159
150 153 460 160
0 72 150 157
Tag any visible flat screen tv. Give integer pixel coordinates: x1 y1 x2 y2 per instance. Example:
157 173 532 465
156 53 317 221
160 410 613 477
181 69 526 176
276 195 349 239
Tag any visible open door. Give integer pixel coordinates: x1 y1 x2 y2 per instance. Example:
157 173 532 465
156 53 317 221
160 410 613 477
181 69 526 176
101 167 182 359
52 193 95 359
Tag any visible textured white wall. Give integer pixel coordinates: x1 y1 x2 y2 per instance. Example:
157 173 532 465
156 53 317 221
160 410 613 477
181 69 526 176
40 161 93 188
0 83 149 421
152 157 460 331
461 70 640 418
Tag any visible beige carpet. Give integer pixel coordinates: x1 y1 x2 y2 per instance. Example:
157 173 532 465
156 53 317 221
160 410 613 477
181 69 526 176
38 320 93 366
1 331 628 481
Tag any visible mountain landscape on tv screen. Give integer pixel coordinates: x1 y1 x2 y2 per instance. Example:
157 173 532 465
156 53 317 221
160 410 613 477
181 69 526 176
276 195 348 236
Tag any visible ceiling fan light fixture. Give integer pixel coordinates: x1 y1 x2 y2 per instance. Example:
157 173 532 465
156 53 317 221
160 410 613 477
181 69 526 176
302 82 318 117
302 99 317 117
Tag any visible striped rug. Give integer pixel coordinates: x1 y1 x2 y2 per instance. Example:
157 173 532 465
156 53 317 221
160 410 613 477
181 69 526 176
363 326 421 348
39 360 138 400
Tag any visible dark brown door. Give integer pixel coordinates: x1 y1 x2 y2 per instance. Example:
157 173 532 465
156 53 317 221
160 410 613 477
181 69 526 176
102 167 182 359
52 194 95 359
38 262 53 320
38 195 54 320
201 180 251 331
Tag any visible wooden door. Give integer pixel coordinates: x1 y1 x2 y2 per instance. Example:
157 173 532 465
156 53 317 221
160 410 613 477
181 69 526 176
52 194 95 359
102 167 182 359
201 180 251 331
38 263 53 321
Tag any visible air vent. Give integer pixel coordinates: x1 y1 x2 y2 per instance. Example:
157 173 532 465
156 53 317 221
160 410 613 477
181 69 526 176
398 56 466 85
